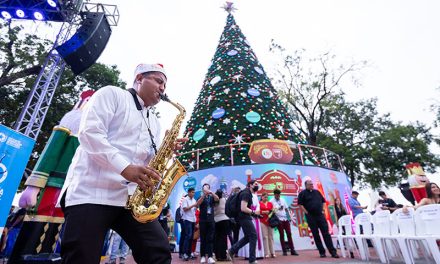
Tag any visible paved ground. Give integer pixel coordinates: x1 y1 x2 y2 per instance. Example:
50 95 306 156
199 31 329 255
100 250 388 264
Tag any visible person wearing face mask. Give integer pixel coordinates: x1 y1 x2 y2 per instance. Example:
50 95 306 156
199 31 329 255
227 180 261 264
198 183 219 263
58 63 188 264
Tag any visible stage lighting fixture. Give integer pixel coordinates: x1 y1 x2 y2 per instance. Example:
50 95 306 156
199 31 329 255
34 11 44 20
47 0 57 8
1 11 11 19
16 9 25 18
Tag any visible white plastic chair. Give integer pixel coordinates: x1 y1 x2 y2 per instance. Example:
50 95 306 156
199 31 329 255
336 215 357 258
354 212 391 263
412 204 440 263
331 223 339 248
354 213 374 261
381 208 417 264
370 210 391 263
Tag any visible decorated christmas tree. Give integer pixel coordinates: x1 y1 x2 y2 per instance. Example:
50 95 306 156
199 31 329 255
179 3 308 171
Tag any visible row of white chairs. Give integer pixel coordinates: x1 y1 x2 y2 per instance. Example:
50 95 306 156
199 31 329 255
336 204 440 264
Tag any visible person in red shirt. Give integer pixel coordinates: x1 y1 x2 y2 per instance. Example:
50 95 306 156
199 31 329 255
259 192 275 258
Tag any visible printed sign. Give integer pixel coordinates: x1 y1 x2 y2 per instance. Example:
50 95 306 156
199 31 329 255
248 139 293 164
0 124 35 229
255 169 300 196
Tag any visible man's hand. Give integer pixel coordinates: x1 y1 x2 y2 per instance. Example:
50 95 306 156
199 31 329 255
121 164 161 191
173 137 189 152
163 130 188 153
19 186 41 208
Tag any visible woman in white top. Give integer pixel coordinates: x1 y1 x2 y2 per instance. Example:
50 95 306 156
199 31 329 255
403 182 440 213
213 189 230 261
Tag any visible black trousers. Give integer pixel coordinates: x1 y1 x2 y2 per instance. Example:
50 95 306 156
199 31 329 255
178 221 186 256
159 218 169 237
231 219 241 244
61 204 171 264
199 221 215 257
230 218 257 263
305 213 337 255
214 220 230 260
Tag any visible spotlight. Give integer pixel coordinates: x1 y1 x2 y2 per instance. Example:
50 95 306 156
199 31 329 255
47 0 57 8
34 11 44 20
1 11 12 19
16 9 25 18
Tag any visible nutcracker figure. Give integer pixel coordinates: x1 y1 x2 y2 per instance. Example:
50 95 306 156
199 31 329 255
9 91 94 262
405 162 429 204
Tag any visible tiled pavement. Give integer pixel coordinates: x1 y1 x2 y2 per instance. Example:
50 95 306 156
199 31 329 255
100 250 388 264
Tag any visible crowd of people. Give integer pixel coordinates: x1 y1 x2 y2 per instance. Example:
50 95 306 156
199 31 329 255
98 181 440 264
174 179 339 264
5 62 436 264
171 179 423 263
2 180 424 264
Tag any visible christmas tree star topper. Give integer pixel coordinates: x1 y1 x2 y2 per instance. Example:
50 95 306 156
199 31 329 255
222 2 237 13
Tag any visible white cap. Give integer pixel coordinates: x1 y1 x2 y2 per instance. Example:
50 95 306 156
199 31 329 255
133 63 167 80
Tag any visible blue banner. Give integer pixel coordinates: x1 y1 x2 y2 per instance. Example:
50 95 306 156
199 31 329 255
0 124 35 228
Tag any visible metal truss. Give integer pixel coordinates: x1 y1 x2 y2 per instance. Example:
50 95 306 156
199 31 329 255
13 51 66 139
12 2 119 140
82 2 119 26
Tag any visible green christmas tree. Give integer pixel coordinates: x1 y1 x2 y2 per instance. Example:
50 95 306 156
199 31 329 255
179 4 308 171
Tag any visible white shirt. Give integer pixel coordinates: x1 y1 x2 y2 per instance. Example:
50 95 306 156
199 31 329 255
60 86 161 207
181 196 197 222
270 197 289 221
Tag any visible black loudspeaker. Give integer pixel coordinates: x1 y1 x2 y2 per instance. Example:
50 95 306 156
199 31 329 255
56 12 112 75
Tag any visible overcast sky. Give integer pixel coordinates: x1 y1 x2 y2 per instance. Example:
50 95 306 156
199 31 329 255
23 0 440 138
89 0 440 131
20 0 440 200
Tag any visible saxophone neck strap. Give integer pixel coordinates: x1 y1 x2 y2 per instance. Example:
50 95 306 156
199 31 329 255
128 88 143 111
128 88 157 154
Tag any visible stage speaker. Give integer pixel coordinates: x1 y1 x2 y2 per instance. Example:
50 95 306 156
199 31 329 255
56 12 112 75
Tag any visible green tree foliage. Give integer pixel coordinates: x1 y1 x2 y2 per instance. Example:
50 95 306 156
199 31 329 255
0 20 126 170
270 42 439 187
363 123 439 188
319 97 440 188
269 41 367 146
0 20 51 128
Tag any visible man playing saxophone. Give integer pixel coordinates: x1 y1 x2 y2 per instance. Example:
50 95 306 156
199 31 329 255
59 63 187 264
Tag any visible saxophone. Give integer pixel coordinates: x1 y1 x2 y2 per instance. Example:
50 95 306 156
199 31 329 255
126 93 187 223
